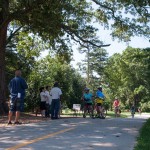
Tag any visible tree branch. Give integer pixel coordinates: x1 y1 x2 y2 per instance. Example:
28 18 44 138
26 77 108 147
6 26 23 44
61 24 110 48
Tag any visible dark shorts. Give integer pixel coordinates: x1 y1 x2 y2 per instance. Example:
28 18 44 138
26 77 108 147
84 103 92 108
97 103 102 106
10 98 21 112
40 101 46 110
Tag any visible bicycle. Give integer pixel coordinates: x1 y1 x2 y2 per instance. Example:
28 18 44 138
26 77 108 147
94 98 106 119
114 106 121 117
83 102 94 118
131 110 135 118
131 105 135 118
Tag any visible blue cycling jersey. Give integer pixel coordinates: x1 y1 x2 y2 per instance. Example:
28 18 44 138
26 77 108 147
96 90 105 99
83 93 93 103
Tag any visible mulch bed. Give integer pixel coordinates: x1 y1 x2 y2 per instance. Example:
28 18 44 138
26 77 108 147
0 113 81 127
0 113 46 127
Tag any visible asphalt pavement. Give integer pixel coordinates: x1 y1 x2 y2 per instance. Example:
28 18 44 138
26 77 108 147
0 114 149 150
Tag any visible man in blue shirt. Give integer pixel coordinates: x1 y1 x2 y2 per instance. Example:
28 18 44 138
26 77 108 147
8 70 28 125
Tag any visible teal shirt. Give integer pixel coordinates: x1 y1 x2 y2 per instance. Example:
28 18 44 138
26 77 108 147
83 93 93 103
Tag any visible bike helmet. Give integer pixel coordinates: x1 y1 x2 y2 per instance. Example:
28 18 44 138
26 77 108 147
84 87 90 91
98 87 102 92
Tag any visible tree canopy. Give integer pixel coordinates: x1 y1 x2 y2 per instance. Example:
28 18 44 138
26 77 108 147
104 47 150 111
0 0 150 112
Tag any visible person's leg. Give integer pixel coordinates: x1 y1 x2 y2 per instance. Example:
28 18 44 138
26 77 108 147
45 104 48 117
114 107 117 117
116 107 120 117
41 110 45 117
15 111 20 122
83 103 87 118
51 100 55 119
54 99 60 119
8 98 15 124
14 98 22 124
49 105 51 117
89 105 94 118
8 111 13 124
46 104 50 117
96 104 102 118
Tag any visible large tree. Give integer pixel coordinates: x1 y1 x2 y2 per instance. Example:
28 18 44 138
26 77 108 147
0 0 150 111
0 0 97 110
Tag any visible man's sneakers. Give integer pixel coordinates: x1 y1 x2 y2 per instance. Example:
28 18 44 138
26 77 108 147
7 121 12 125
7 121 22 125
14 121 22 125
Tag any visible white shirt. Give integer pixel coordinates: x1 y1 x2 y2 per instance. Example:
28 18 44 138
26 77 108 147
50 87 62 99
45 90 52 104
40 92 47 102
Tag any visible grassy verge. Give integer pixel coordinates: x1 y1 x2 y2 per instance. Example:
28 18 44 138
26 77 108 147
134 118 150 150
61 109 130 118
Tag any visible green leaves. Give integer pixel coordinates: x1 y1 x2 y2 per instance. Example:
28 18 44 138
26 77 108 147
104 47 150 110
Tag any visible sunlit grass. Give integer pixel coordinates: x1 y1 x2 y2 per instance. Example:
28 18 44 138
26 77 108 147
134 118 150 150
61 109 130 118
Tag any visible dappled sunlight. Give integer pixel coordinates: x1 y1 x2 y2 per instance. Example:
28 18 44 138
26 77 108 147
107 127 118 130
122 128 138 134
92 142 116 147
0 116 149 149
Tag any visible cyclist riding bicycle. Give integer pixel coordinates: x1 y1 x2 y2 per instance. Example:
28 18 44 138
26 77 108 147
95 87 105 119
113 97 120 117
82 88 94 118
130 104 135 118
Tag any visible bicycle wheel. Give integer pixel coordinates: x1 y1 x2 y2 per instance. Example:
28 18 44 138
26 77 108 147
102 108 106 118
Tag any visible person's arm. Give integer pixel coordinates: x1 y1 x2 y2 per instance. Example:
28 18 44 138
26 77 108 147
8 80 12 91
59 89 62 100
59 95 62 101
21 78 28 89
81 93 85 101
113 101 115 107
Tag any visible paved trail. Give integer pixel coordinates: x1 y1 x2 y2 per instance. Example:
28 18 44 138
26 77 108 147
0 114 149 150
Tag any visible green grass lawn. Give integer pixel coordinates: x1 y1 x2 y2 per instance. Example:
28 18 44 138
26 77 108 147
61 109 131 118
134 118 150 150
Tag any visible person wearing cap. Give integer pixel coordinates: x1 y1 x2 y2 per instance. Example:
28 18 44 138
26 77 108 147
82 88 94 118
95 87 105 119
50 82 62 119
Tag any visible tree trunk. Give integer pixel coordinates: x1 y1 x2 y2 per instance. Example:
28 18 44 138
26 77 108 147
0 25 8 114
0 0 9 114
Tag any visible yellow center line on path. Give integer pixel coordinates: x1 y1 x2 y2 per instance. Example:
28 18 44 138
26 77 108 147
6 127 75 150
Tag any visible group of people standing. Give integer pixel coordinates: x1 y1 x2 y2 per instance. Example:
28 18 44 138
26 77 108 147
7 69 140 125
7 69 62 125
82 87 105 119
39 82 62 119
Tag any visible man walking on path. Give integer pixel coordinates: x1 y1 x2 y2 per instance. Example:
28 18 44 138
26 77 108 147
8 70 28 124
50 82 62 119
